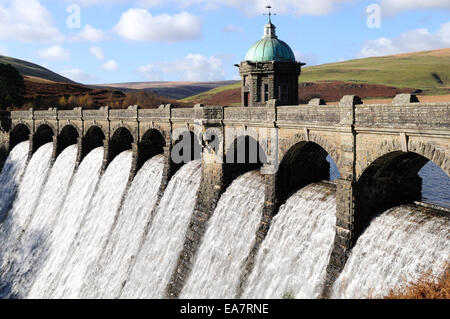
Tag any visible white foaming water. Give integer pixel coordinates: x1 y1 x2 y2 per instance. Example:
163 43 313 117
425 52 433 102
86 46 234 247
121 160 202 298
332 205 450 299
181 171 265 299
0 143 53 297
50 150 132 298
242 183 336 299
5 145 78 298
28 147 104 298
81 155 165 299
0 142 29 222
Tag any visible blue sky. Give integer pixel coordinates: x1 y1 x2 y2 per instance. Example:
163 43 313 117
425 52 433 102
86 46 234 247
0 0 449 84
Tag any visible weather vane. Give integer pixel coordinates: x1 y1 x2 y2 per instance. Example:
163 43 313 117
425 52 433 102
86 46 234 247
263 4 276 22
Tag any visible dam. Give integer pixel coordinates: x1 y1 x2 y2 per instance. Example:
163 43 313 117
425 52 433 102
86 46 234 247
0 92 449 299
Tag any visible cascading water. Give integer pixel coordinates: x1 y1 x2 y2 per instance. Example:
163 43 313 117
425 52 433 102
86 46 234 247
120 160 202 298
181 171 265 299
0 143 53 297
0 141 29 222
81 155 165 299
4 145 78 298
331 205 450 299
242 183 336 299
50 150 132 298
28 147 104 298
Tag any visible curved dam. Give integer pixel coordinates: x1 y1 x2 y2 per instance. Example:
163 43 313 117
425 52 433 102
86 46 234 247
0 139 448 299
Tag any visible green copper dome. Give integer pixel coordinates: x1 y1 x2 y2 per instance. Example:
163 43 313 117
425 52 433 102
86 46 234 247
245 21 296 63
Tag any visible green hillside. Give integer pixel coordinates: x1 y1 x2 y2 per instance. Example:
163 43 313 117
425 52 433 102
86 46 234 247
182 48 450 102
0 55 75 84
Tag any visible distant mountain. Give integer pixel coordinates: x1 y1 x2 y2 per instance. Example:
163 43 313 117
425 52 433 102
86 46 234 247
92 81 239 100
0 55 75 84
182 48 450 105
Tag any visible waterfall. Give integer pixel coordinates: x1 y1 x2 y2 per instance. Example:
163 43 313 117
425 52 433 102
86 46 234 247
331 205 450 299
121 160 202 298
4 145 78 298
181 170 265 299
50 150 132 298
81 155 165 299
28 147 104 298
0 141 29 222
242 183 336 299
0 143 53 298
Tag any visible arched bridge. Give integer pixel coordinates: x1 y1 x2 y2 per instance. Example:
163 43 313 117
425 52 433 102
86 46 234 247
0 93 449 298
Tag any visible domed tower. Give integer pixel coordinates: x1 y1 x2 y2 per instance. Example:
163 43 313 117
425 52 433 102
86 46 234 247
238 14 304 107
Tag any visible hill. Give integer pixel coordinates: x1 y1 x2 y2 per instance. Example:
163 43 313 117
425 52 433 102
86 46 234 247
182 48 450 105
0 55 75 84
92 81 239 100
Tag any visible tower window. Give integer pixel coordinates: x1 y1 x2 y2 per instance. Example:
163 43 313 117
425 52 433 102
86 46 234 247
244 92 249 107
264 84 269 102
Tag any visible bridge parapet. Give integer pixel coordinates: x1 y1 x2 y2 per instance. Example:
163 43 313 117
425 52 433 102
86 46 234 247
277 105 340 126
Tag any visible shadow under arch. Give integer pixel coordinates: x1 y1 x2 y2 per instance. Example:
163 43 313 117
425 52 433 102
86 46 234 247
171 130 202 173
10 124 30 151
32 124 54 154
56 125 79 159
276 141 339 207
224 135 267 187
355 150 449 237
137 128 166 172
83 126 106 159
109 127 134 163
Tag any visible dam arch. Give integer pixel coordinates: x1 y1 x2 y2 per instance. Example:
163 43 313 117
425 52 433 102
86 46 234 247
32 124 55 155
10 123 30 151
56 125 79 159
136 129 166 173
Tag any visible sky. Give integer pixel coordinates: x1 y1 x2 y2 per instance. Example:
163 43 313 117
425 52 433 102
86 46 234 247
0 0 449 84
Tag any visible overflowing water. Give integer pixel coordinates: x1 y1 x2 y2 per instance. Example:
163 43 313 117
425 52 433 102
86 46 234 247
0 142 29 222
3 145 78 298
332 205 450 298
28 147 104 298
121 160 202 298
81 155 165 299
242 183 336 299
50 150 132 298
0 143 53 297
181 171 265 299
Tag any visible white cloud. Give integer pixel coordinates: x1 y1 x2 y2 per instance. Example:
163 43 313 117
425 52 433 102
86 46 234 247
379 0 450 15
114 9 202 42
0 0 64 43
102 60 119 71
60 69 96 83
293 50 319 66
0 44 7 55
358 21 450 58
138 54 226 81
90 46 105 60
223 24 244 33
38 45 71 60
72 24 106 42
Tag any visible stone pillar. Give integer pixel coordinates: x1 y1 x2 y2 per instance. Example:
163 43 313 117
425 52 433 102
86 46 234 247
158 145 175 199
166 106 224 298
0 123 10 172
101 139 112 174
27 133 35 161
322 95 360 298
75 137 85 169
51 135 59 164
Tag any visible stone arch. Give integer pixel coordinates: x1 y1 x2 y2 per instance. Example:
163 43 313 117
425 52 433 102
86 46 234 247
279 132 341 173
32 124 55 153
276 136 339 205
223 134 267 186
35 122 57 137
109 126 134 163
140 124 168 144
171 129 202 171
136 128 166 172
84 124 106 139
59 122 81 137
10 123 31 150
110 123 137 143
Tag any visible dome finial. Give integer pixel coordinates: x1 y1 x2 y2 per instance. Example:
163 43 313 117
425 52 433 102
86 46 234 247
263 4 277 38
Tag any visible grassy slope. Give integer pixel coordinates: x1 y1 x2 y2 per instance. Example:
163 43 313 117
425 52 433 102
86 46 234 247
182 48 450 102
0 55 75 84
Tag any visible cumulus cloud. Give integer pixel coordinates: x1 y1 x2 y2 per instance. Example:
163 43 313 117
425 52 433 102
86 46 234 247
102 60 119 71
114 9 202 42
60 69 96 83
71 24 106 42
0 0 63 43
358 22 450 58
379 0 450 15
38 45 71 60
138 54 226 81
223 24 244 33
90 46 104 60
